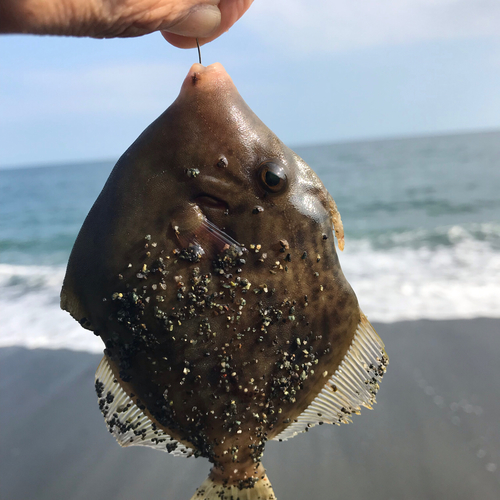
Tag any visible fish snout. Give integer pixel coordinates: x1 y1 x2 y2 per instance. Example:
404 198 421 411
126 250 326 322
180 62 236 96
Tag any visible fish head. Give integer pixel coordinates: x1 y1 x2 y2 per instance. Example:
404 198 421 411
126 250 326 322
150 62 337 248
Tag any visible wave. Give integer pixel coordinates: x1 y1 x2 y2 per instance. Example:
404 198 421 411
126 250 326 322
358 198 497 216
1 233 499 353
0 263 66 290
0 264 104 353
340 236 500 323
349 222 500 250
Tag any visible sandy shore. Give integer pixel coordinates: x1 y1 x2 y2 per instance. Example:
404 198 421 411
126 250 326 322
1 318 500 500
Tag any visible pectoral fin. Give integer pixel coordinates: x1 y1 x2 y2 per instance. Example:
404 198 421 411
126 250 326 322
328 195 345 251
173 204 245 261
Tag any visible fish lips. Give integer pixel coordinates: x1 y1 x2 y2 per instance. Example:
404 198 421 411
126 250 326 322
193 193 229 214
193 193 231 232
192 175 232 221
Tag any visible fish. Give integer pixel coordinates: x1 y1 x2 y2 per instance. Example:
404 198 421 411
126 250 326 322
61 62 388 500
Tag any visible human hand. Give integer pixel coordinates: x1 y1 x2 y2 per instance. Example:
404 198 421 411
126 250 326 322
0 0 253 47
162 0 253 48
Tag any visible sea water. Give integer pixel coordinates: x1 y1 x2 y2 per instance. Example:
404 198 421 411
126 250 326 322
1 130 499 353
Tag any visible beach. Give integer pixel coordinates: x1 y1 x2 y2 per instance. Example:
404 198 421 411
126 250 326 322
2 318 499 500
1 132 499 499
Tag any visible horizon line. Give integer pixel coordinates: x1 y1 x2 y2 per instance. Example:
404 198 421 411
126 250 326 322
1 126 499 172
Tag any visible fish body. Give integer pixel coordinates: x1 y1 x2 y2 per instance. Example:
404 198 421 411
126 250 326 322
61 63 387 500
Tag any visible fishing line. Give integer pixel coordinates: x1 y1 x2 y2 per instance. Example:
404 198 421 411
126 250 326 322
196 38 202 65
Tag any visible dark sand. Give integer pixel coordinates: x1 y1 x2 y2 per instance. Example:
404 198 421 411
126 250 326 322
1 318 500 500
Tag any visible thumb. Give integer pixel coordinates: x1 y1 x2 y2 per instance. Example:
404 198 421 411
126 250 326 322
162 0 253 49
162 4 221 38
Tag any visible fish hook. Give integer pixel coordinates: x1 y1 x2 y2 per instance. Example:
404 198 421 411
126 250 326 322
196 38 202 65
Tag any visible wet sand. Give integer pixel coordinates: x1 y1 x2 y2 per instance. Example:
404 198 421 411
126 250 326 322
1 318 500 500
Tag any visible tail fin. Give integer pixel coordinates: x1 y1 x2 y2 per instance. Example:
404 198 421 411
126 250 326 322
190 473 276 500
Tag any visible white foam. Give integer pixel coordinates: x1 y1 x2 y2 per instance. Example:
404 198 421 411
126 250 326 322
1 236 499 354
341 237 500 322
0 264 104 353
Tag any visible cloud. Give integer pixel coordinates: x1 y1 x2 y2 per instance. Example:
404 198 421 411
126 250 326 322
244 0 500 53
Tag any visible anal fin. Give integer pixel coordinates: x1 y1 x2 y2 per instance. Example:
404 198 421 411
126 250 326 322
273 313 388 441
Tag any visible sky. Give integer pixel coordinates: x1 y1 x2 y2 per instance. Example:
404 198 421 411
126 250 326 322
1 0 500 168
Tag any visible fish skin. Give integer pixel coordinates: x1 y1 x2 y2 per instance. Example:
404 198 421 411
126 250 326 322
61 63 362 488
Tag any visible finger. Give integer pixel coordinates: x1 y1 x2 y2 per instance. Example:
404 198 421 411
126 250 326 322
161 0 253 49
160 2 221 38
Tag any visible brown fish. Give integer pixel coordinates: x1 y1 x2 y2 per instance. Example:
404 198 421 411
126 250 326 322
61 63 388 500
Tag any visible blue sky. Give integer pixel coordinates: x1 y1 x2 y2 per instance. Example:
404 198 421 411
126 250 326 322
1 0 500 168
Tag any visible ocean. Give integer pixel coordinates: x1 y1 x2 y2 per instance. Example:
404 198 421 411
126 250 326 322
1 130 499 353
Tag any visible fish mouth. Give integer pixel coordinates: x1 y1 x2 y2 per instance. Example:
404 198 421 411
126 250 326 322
191 194 242 254
194 194 229 213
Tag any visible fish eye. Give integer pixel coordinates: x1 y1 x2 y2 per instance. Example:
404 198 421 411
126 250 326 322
258 161 287 194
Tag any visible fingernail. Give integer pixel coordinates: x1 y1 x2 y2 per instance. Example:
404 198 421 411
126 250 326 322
164 5 221 38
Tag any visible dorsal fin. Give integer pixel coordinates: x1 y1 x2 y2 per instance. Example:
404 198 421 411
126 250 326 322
273 313 388 441
95 356 194 457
